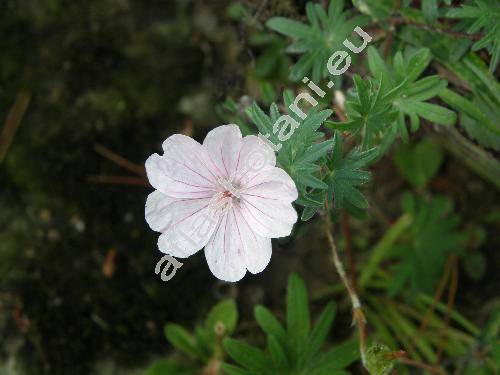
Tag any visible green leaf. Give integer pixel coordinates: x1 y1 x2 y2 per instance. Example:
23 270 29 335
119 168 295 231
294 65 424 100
266 1 368 81
401 100 456 125
464 252 486 281
447 1 500 72
326 133 377 209
254 305 287 344
223 338 272 371
422 0 438 24
367 46 391 81
220 363 254 375
388 195 466 297
260 82 277 104
224 275 361 373
286 273 310 361
332 75 398 149
394 139 443 189
439 88 500 150
294 171 328 190
406 76 447 101
298 140 334 165
301 205 319 221
310 339 359 372
245 99 333 202
164 324 201 360
268 335 289 368
245 102 279 145
405 48 431 83
205 299 238 337
365 47 454 145
353 0 395 21
439 88 499 136
266 17 312 39
304 302 337 362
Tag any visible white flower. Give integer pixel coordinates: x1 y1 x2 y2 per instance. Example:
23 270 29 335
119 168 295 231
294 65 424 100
145 125 298 282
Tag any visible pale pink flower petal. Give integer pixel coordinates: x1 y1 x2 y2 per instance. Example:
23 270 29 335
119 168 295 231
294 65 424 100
204 208 272 282
146 134 221 198
146 191 218 258
240 165 298 202
145 154 215 199
203 125 243 179
239 196 298 238
235 135 276 178
234 206 272 274
204 212 246 282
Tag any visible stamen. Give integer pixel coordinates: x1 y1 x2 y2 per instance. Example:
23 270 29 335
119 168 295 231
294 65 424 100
217 177 241 198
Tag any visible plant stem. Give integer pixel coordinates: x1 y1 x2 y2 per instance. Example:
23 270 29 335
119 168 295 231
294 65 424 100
341 211 357 291
383 0 401 57
324 204 367 367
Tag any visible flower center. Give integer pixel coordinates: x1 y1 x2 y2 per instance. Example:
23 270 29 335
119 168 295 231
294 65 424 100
217 177 241 199
209 177 242 216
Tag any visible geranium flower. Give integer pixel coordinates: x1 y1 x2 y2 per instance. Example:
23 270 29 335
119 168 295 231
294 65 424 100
145 125 298 282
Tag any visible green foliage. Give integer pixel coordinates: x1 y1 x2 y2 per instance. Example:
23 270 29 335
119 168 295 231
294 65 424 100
388 194 466 297
326 47 455 153
447 0 500 72
367 47 456 141
352 0 396 21
245 93 333 200
215 98 255 136
266 0 369 82
326 133 377 210
222 273 359 374
439 86 500 151
394 139 443 189
146 299 238 374
249 32 291 81
439 52 500 151
327 75 399 149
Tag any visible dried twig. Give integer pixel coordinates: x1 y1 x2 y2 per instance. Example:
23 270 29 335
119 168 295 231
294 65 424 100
94 144 146 176
436 255 459 363
400 357 446 375
0 92 31 164
87 175 149 186
409 255 453 354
